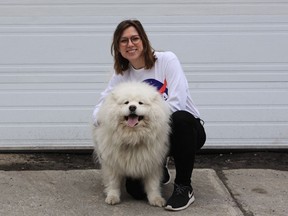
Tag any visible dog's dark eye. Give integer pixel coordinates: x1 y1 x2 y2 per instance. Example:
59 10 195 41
124 101 129 104
139 101 143 105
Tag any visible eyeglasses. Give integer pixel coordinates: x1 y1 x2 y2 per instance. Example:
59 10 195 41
119 35 141 46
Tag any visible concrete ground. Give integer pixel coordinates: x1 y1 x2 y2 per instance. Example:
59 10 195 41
0 152 287 216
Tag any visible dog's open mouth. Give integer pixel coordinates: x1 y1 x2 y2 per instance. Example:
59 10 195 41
125 114 144 127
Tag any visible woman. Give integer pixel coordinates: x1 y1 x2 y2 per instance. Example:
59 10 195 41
93 19 206 211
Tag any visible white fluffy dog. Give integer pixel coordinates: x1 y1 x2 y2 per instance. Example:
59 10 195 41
93 82 171 207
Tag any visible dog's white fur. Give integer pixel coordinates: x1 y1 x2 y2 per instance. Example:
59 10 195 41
93 82 171 207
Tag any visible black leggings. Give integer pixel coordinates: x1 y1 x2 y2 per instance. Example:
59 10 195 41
170 110 206 185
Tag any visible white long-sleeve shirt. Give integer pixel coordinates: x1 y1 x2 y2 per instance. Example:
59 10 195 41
92 51 200 125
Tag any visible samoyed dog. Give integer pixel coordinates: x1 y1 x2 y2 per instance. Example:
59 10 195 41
93 82 171 207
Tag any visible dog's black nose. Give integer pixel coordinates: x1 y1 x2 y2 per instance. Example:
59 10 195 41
129 105 137 112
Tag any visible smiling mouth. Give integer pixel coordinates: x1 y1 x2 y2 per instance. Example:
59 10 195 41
124 114 144 127
127 49 137 53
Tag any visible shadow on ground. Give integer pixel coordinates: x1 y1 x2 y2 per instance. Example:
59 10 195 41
0 151 287 171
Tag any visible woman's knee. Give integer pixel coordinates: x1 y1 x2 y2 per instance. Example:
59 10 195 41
171 110 196 128
170 110 206 150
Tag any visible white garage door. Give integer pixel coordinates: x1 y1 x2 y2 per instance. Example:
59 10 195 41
0 0 287 150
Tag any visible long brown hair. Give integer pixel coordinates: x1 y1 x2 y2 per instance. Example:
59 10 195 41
111 19 157 75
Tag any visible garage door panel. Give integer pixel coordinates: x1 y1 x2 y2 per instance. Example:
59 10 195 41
191 82 288 90
206 124 288 140
2 1 287 17
0 92 99 106
0 83 104 91
192 90 288 106
0 74 109 84
0 36 111 65
186 72 288 83
153 34 288 64
0 140 92 150
201 107 288 122
205 139 288 149
0 125 90 140
0 109 92 123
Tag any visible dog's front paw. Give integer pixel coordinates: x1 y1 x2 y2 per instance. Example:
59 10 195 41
148 196 166 207
105 195 121 205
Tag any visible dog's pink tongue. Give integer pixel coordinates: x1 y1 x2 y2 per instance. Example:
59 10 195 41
127 116 138 127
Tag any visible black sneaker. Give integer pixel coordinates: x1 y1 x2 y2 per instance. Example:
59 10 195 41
165 184 195 211
162 158 171 185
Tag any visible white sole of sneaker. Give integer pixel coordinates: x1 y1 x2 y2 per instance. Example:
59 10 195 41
164 195 195 211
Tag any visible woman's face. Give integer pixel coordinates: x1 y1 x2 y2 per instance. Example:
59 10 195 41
119 26 145 69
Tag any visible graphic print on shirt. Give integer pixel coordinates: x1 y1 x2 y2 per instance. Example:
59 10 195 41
143 79 168 100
